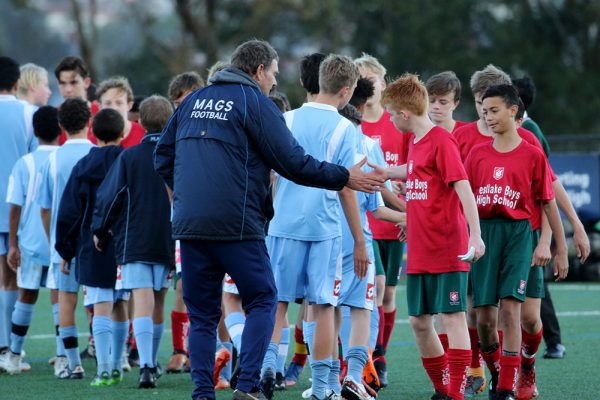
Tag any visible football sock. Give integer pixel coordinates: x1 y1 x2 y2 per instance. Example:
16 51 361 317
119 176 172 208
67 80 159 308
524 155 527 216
347 345 369 383
311 358 332 399
339 306 351 359
261 342 279 376
52 303 65 356
521 326 543 367
447 348 471 400
291 324 308 366
498 353 520 392
111 320 129 372
302 320 316 365
60 325 81 369
438 333 449 354
369 305 379 350
221 341 233 380
481 343 501 375
277 327 290 374
9 301 34 354
224 312 245 353
93 315 112 373
171 311 188 354
329 358 341 394
382 308 396 351
468 328 481 368
422 353 449 395
133 317 154 368
1 290 18 348
152 322 164 367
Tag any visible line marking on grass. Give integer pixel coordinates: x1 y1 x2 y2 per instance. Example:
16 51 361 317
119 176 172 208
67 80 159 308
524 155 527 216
396 310 600 324
548 284 600 291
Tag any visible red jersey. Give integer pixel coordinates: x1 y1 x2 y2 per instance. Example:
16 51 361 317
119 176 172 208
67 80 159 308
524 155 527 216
361 110 411 240
120 121 145 148
453 121 557 230
452 120 468 133
58 101 100 145
405 126 470 274
465 140 555 221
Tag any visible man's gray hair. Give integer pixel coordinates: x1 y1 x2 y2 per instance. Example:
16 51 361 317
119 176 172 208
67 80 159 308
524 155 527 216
231 39 279 76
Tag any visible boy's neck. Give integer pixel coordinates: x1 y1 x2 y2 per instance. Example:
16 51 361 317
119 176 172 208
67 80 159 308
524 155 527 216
97 139 121 147
66 128 88 140
0 89 16 96
477 118 493 137
38 139 59 146
306 93 319 102
123 119 132 138
437 117 456 133
313 92 343 109
361 102 384 123
492 127 521 153
411 115 436 141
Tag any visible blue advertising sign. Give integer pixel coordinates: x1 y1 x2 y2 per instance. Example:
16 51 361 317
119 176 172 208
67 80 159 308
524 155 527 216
549 153 600 223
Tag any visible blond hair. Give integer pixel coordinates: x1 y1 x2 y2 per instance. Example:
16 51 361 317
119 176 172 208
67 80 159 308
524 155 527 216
469 64 511 96
382 73 428 116
96 76 134 102
18 63 48 97
354 52 387 79
318 54 359 95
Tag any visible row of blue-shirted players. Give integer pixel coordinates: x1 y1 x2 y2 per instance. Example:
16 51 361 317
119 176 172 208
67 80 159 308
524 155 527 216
0 55 176 387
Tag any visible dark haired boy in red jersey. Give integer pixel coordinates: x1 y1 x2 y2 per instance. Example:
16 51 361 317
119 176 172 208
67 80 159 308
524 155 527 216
464 84 568 400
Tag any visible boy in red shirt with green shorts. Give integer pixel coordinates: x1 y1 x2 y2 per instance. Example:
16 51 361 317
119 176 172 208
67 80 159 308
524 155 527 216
382 74 485 400
464 85 568 400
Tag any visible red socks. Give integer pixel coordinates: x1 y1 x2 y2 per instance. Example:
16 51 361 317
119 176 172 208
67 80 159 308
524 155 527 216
171 311 189 353
291 325 308 366
382 309 396 351
447 349 471 400
438 333 449 354
521 326 543 367
497 354 520 392
422 353 449 395
481 344 501 375
468 328 481 368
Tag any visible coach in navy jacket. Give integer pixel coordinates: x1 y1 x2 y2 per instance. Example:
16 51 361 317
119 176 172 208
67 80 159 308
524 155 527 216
55 145 122 289
92 134 174 269
153 40 385 400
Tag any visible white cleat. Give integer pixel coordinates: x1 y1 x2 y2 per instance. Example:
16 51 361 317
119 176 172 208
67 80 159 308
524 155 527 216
0 351 22 375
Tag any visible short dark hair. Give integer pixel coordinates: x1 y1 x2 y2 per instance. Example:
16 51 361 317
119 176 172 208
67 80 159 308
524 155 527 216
33 106 61 142
300 53 326 95
58 98 91 134
54 56 90 80
140 95 173 133
231 39 278 76
426 71 462 103
0 56 20 91
168 72 204 101
92 109 124 142
130 95 146 113
482 84 520 108
512 76 536 111
349 77 375 108
269 91 291 112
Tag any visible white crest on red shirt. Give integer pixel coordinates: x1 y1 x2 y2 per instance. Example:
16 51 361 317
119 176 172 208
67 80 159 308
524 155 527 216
493 167 504 180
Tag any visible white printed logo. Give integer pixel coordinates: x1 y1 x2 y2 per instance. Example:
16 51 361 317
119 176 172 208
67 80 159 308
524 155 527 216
408 160 414 174
493 167 504 180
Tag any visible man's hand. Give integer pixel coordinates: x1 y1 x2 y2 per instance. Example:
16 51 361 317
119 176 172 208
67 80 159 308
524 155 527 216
353 241 370 279
553 251 569 281
7 246 20 272
468 234 486 263
346 157 386 194
532 241 551 267
573 226 590 264
60 259 71 275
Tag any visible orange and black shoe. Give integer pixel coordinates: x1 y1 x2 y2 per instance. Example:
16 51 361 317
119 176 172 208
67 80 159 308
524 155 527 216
464 366 487 397
363 350 381 392
213 347 231 385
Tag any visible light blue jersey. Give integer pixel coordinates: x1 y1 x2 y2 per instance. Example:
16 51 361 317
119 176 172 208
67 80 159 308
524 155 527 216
340 132 386 258
6 145 58 265
0 95 37 232
35 139 94 264
268 103 357 241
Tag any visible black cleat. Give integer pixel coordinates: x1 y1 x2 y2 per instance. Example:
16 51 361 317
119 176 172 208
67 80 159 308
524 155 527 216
138 365 157 388
543 343 565 359
488 371 499 400
274 371 286 390
373 358 388 388
260 368 276 400
495 390 515 400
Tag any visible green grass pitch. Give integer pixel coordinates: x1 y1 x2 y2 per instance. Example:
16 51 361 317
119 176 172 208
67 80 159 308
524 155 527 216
1 282 599 399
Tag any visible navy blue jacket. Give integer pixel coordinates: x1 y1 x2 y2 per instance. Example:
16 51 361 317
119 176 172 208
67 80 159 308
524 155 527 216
154 67 350 241
92 134 175 268
55 146 122 289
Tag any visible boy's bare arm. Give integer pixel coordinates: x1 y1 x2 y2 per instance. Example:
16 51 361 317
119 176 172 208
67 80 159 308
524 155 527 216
380 188 406 211
542 199 569 281
371 206 406 226
453 180 485 261
532 208 552 267
338 187 369 279
7 204 22 271
553 179 590 263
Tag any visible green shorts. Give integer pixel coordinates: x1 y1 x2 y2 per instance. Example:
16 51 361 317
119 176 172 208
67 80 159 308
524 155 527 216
373 239 404 286
406 271 468 316
472 219 533 307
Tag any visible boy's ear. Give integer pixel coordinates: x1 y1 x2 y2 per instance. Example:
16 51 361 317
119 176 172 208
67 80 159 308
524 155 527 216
510 104 519 117
127 101 134 112
83 76 92 90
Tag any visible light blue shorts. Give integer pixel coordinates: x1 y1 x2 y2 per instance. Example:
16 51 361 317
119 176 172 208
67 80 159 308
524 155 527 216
17 256 49 290
338 249 376 310
121 262 170 291
267 236 342 306
83 286 131 307
51 260 80 293
0 233 8 256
